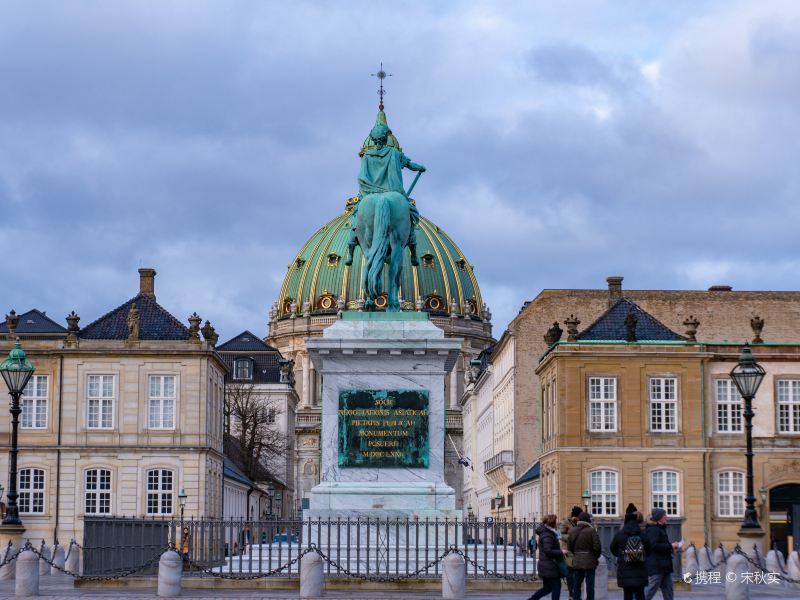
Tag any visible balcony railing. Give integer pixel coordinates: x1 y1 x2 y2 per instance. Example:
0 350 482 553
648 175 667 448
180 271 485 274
483 450 514 474
296 413 321 428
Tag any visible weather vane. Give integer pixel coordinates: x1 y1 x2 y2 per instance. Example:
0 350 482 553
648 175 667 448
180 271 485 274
371 62 391 111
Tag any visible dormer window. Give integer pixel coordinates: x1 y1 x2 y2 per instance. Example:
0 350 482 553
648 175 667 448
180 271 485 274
234 358 253 380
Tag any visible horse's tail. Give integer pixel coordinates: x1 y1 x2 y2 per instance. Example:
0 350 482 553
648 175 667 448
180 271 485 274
365 196 391 300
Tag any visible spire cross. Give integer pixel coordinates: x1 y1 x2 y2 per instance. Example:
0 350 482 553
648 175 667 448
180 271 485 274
371 62 392 110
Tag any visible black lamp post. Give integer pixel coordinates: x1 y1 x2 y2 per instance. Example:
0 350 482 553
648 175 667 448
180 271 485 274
0 340 35 527
729 343 766 532
178 487 188 521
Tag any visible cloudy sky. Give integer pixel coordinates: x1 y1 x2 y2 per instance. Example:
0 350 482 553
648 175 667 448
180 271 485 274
1 1 798 340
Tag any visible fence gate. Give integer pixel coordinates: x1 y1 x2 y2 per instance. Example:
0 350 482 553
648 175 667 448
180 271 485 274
83 517 170 575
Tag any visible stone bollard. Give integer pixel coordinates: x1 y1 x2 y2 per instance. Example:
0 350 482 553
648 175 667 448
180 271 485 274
765 549 785 589
157 550 182 597
50 544 65 576
37 543 49 577
684 545 699 579
0 543 17 581
299 551 324 598
725 552 748 600
64 541 80 575
593 554 609 600
441 553 465 600
698 545 712 572
788 551 800 592
713 547 726 574
15 550 39 597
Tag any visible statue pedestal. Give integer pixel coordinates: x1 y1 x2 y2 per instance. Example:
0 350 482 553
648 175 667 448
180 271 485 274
305 311 461 521
737 527 766 558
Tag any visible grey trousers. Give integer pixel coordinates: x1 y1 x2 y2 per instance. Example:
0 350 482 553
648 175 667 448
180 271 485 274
644 573 673 600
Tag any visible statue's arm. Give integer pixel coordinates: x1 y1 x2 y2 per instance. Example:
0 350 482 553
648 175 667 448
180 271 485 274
401 153 426 172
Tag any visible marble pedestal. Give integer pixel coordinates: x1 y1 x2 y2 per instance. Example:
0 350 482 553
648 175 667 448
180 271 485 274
305 311 462 522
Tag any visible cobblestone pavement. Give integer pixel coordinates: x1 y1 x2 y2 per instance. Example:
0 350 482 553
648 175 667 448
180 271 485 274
0 579 794 599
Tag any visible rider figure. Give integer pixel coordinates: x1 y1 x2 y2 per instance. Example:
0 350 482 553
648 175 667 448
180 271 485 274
345 122 425 266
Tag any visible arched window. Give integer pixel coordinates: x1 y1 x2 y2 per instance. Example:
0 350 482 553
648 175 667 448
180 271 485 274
717 471 745 517
651 470 680 516
146 469 174 515
19 468 45 514
234 358 253 380
85 468 112 515
589 470 618 516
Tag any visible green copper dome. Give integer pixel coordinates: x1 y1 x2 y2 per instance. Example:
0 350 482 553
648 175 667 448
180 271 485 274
275 198 484 319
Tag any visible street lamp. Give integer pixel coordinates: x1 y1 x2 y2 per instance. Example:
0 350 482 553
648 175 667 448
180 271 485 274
759 486 768 506
0 340 34 527
178 488 188 520
729 343 766 532
581 489 591 512
266 482 275 519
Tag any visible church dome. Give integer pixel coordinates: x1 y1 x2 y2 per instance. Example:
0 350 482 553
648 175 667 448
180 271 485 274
274 197 485 319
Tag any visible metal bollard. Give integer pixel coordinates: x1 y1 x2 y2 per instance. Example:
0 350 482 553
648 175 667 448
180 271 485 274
157 550 182 597
0 543 17 581
15 550 39 597
50 544 66 576
594 554 609 600
37 544 49 577
299 551 324 598
441 553 465 600
724 552 748 600
64 541 79 575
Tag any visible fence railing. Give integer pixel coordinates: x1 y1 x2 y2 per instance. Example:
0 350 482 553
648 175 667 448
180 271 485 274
84 516 541 579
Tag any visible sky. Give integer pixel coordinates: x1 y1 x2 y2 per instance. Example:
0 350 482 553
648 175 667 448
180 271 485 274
1 1 799 341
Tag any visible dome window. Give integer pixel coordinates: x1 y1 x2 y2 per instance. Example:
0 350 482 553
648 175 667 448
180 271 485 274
327 253 341 268
317 291 337 310
234 358 253 380
421 253 435 268
424 293 445 311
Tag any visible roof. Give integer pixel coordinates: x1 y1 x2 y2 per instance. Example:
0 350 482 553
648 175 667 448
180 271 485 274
0 309 67 335
510 461 540 488
223 456 255 488
223 434 285 486
217 331 277 352
577 297 684 342
80 294 191 341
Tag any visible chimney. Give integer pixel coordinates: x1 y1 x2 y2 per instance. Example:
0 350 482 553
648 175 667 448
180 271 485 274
606 276 623 306
138 268 156 299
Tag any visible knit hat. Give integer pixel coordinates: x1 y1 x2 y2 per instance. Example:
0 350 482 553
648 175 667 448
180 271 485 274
651 507 667 522
571 506 582 518
578 512 592 523
626 503 638 515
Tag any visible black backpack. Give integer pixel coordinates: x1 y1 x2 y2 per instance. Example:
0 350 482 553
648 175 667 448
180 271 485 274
623 534 645 563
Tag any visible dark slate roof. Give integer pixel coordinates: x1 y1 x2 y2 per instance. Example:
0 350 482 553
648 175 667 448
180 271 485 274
577 297 684 342
223 456 255 488
223 434 284 486
80 294 191 340
0 309 67 335
218 331 282 383
510 461 540 488
217 331 276 352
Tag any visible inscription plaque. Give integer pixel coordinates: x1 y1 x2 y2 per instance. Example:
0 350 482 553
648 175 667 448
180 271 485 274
338 389 429 468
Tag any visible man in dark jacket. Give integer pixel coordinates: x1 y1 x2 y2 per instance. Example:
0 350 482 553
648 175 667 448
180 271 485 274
568 512 601 600
643 508 680 600
611 508 651 600
559 506 582 600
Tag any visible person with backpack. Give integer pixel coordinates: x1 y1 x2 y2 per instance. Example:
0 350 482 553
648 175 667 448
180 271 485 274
528 514 566 600
567 512 601 600
643 508 680 600
611 505 652 600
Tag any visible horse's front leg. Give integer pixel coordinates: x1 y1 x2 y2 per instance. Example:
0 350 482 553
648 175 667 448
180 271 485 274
386 243 404 312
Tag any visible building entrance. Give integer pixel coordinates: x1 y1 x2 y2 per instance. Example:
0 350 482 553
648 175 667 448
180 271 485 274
769 483 800 555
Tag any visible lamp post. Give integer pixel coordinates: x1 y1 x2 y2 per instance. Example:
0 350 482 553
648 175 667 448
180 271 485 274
266 483 275 519
581 489 591 513
729 344 766 535
0 340 35 528
178 488 188 521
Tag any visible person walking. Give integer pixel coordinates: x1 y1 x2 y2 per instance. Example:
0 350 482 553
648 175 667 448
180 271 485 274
568 512 601 600
528 514 565 600
559 506 581 600
643 508 680 600
611 505 651 600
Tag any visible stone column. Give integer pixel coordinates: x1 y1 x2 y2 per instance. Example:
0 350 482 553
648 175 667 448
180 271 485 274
15 550 38 597
301 353 311 407
441 553 465 599
299 551 324 598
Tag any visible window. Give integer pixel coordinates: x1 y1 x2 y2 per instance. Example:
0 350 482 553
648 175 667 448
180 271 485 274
267 408 276 424
588 377 617 431
651 470 680 516
590 470 618 516
717 471 745 517
650 377 678 432
19 468 45 514
21 375 48 429
777 380 800 434
716 379 743 433
85 469 112 515
146 469 173 515
87 375 114 429
148 375 176 429
234 359 252 380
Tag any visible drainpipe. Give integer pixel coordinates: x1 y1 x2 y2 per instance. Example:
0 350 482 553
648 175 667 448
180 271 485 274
700 348 710 545
54 354 64 543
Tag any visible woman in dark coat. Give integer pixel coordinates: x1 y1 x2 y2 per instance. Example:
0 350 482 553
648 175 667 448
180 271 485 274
610 508 651 600
529 514 564 600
